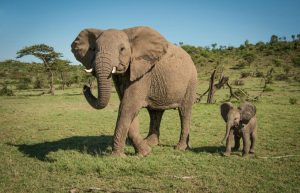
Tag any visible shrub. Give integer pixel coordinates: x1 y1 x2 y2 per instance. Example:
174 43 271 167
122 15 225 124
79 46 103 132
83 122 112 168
264 86 274 92
292 56 300 67
289 97 297 105
283 65 291 74
231 61 247 70
255 71 264 77
240 71 251 78
0 85 14 96
243 53 256 64
33 77 46 89
17 77 31 90
275 74 289 81
272 58 283 67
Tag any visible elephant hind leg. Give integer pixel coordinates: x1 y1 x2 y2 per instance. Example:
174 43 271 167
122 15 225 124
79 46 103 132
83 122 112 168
144 109 164 146
175 79 196 151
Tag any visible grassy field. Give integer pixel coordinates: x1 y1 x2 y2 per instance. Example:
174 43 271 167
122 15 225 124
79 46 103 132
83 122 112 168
0 74 300 193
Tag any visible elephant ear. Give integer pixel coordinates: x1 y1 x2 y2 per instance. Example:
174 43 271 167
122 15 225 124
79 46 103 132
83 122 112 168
71 28 103 69
220 102 234 122
238 102 256 124
123 26 168 81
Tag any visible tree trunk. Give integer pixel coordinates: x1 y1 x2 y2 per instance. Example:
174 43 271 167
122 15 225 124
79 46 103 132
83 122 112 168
207 70 216 103
49 70 55 95
60 71 65 90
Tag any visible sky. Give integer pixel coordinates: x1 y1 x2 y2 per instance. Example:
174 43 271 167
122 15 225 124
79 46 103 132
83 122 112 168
0 0 300 64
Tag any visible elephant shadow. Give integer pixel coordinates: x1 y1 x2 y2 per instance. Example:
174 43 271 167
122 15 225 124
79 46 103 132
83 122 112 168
9 135 113 162
191 146 225 154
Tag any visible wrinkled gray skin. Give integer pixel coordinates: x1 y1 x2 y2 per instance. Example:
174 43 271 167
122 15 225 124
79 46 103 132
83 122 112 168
71 26 198 157
220 102 257 156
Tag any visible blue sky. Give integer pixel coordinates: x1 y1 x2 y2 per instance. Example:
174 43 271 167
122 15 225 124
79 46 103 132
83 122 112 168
0 0 299 64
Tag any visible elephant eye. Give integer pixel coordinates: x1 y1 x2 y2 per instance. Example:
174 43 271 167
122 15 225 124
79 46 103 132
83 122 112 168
120 47 125 52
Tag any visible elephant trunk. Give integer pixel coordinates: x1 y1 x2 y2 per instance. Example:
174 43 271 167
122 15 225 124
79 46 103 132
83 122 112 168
83 54 112 109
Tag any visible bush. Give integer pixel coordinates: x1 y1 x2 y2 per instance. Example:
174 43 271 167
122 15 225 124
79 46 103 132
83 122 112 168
0 85 14 96
33 77 46 89
289 97 297 105
255 71 264 77
243 53 256 64
264 86 274 92
240 71 252 78
275 74 289 81
231 62 247 70
17 77 31 90
292 56 300 67
283 65 291 74
272 58 283 67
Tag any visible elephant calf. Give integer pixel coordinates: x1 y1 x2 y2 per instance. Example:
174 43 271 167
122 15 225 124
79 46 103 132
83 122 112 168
220 102 257 156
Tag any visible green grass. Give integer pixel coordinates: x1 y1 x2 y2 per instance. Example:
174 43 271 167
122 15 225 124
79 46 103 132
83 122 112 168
0 78 300 192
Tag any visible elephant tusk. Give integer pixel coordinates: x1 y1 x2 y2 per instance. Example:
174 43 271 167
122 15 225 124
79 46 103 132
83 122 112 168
112 67 117 74
84 68 93 73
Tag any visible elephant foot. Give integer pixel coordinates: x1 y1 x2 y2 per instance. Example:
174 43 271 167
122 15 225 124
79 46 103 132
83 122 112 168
242 152 249 157
137 144 152 157
175 142 189 151
144 134 159 146
223 152 231 157
249 149 255 154
111 151 127 158
232 147 240 152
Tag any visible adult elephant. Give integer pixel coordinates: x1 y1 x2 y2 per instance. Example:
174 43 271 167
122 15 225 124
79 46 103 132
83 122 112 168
71 26 198 157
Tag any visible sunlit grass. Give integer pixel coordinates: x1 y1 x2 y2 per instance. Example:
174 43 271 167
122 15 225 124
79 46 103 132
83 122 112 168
0 78 300 192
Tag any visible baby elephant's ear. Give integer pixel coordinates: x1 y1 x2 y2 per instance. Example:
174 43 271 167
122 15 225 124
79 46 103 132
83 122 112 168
238 102 256 124
220 102 234 122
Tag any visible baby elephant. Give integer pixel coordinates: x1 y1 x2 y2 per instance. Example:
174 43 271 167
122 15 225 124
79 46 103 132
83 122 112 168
220 102 257 156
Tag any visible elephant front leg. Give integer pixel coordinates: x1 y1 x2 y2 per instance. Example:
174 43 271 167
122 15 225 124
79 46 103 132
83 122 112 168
223 129 234 156
249 130 257 154
112 104 137 156
233 132 241 151
144 109 164 146
128 116 151 156
241 128 250 157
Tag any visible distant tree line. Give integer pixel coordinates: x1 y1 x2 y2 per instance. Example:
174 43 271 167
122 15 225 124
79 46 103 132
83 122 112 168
0 33 299 96
0 45 94 96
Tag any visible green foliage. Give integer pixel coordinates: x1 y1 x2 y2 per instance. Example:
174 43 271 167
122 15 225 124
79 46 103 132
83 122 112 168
33 76 47 89
270 35 279 44
275 74 289 81
283 65 291 74
240 71 252 78
243 53 256 65
289 97 297 105
17 77 31 90
16 44 62 65
0 84 14 96
254 70 264 78
292 56 300 67
272 58 283 67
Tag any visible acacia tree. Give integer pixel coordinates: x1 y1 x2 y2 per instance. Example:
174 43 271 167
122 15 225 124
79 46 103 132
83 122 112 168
16 44 62 95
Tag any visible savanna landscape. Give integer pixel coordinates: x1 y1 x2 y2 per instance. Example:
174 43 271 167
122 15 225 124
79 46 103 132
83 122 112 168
0 35 300 193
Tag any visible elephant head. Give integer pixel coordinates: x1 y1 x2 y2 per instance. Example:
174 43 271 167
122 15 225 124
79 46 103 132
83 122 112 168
71 26 168 109
220 102 256 143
